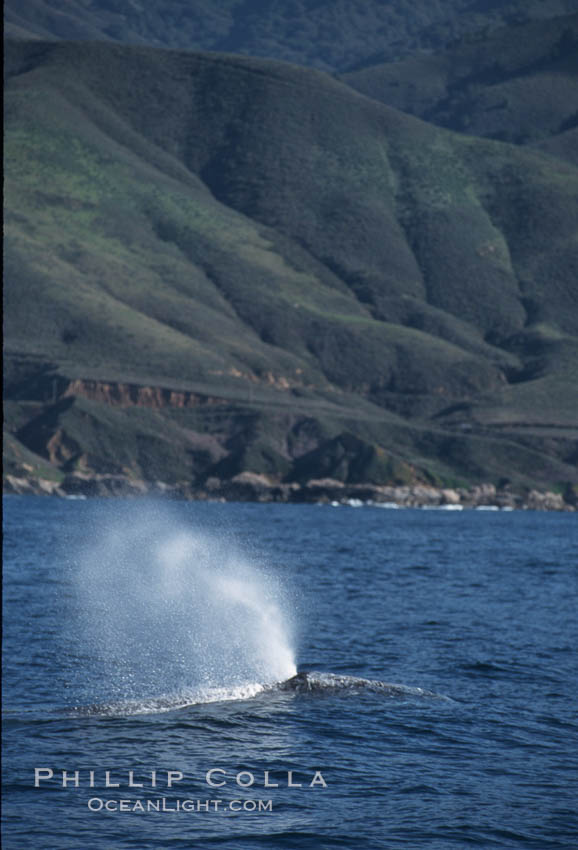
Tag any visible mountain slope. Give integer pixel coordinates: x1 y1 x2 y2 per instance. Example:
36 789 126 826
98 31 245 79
5 0 578 72
4 40 578 491
342 14 578 158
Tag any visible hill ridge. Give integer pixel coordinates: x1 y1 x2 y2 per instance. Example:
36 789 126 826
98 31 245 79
4 39 578 493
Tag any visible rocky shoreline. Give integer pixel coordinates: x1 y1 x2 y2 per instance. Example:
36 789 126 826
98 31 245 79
3 471 576 512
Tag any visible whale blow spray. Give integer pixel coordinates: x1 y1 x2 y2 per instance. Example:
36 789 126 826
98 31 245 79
75 504 296 704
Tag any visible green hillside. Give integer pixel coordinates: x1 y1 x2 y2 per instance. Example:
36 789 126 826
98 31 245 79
4 40 578 492
343 14 578 157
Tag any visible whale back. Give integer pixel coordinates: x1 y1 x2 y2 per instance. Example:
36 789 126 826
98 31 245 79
277 671 444 698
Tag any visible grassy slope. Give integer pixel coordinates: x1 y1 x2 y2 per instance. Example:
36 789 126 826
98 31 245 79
343 14 578 155
4 40 578 489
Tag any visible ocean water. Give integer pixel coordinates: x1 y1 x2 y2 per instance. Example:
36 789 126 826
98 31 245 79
2 495 578 850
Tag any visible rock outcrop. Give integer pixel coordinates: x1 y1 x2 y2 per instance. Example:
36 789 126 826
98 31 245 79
3 472 574 511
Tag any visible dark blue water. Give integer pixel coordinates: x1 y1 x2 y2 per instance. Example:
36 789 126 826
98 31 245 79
3 496 578 849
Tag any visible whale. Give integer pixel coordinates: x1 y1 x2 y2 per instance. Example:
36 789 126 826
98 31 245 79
277 671 324 692
277 670 445 698
70 671 449 715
